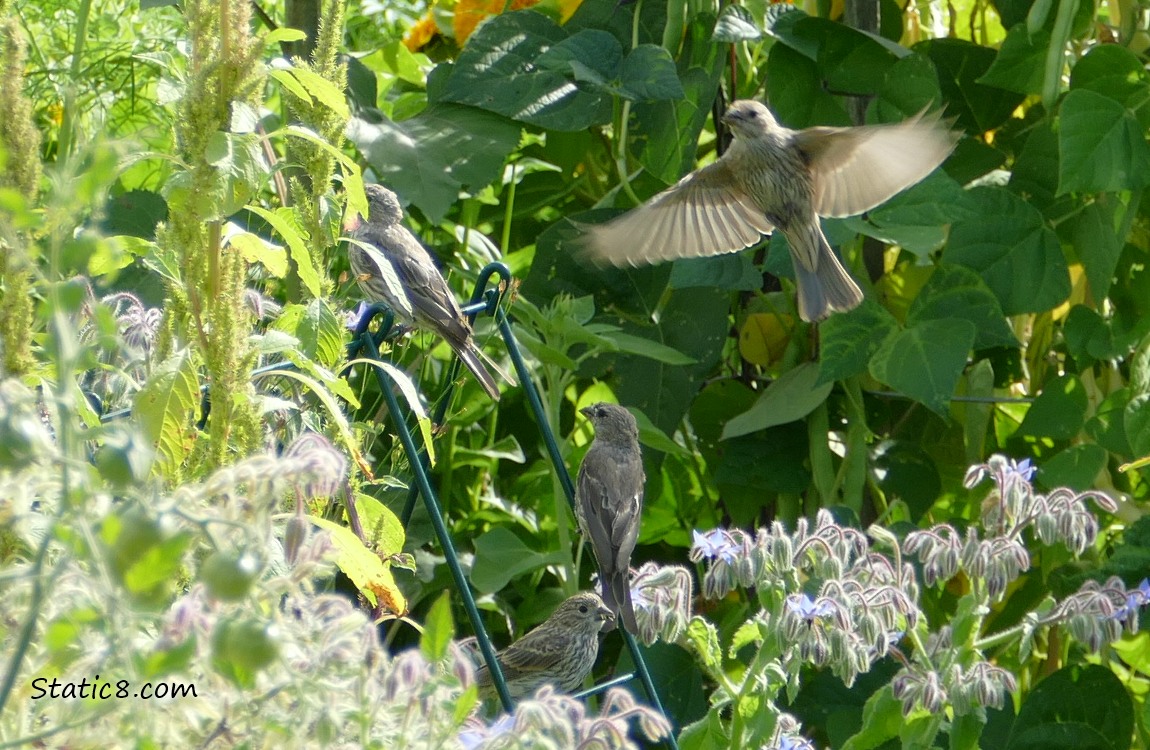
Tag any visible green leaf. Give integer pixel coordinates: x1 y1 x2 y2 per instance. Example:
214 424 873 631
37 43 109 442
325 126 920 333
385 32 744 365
685 616 722 671
1017 374 1087 440
282 65 350 119
1085 387 1133 458
133 349 200 478
677 711 730 750
437 12 613 130
617 45 685 101
1058 88 1150 195
977 24 1049 95
943 186 1070 315
873 442 942 519
1069 44 1150 128
907 264 1019 349
766 43 847 128
1038 443 1107 490
1007 665 1132 750
353 493 406 556
722 363 834 439
225 229 288 278
1066 200 1122 301
272 299 347 369
269 68 312 103
868 319 977 415
713 5 761 41
245 205 323 298
1008 118 1067 215
841 686 904 750
918 38 1025 132
1124 393 1150 457
670 254 761 291
633 16 724 184
1062 305 1115 366
421 591 455 662
470 527 568 593
601 331 696 365
347 103 520 222
817 300 900 385
536 29 621 86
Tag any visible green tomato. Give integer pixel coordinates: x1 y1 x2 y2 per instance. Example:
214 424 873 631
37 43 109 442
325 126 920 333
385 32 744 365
199 551 260 602
212 617 279 672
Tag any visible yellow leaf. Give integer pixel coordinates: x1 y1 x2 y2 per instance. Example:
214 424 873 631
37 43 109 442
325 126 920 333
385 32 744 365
739 313 792 367
310 516 407 615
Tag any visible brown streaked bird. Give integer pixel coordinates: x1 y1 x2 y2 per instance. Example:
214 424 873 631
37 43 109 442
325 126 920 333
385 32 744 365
575 403 643 634
344 184 501 400
584 100 959 322
474 592 614 699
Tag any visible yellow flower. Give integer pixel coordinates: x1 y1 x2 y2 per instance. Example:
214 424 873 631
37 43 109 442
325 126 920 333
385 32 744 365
403 13 439 51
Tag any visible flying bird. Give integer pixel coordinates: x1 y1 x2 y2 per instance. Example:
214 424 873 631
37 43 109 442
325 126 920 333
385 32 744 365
584 100 959 321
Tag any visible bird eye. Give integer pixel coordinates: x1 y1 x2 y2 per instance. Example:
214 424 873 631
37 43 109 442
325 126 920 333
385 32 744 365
578 605 588 613
748 110 758 119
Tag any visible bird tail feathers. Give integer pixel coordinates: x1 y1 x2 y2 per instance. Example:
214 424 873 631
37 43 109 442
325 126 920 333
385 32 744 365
602 571 640 635
792 225 863 322
456 344 503 401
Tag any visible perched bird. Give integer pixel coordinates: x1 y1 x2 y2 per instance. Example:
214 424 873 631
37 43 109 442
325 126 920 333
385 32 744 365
584 100 959 322
344 184 501 400
575 403 644 634
475 592 614 698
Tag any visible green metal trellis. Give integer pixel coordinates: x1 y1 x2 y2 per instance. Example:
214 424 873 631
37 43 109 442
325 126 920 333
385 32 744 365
350 262 677 745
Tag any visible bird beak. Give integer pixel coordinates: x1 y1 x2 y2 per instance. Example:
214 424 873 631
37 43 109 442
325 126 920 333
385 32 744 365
578 405 594 420
599 607 615 623
720 110 737 125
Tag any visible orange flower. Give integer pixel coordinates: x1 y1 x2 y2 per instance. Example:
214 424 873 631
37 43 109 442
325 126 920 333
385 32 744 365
453 0 540 44
403 13 439 51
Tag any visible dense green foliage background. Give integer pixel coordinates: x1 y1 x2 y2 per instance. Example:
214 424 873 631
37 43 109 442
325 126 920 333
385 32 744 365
4 0 1150 746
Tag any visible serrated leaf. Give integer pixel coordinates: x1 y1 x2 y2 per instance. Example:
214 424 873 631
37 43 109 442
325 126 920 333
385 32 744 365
133 350 200 477
246 205 322 297
310 516 407 614
284 66 350 119
729 619 763 656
